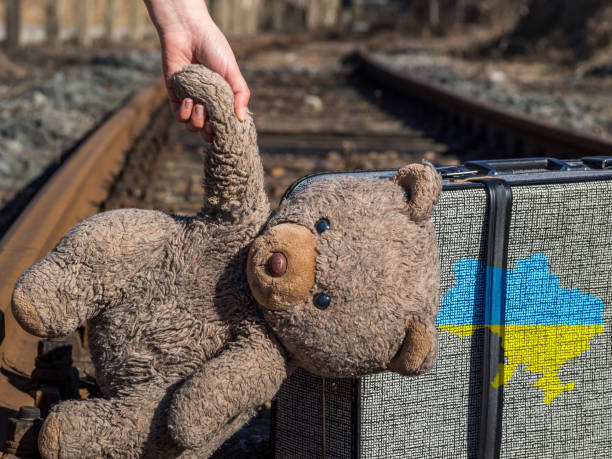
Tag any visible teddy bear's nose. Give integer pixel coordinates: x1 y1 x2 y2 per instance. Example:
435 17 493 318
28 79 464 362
267 253 287 277
247 223 317 310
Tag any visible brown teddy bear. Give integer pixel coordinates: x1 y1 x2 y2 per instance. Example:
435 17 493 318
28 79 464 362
11 65 442 459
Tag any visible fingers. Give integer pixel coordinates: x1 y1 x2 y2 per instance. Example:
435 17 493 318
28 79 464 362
186 103 205 132
177 99 212 141
178 98 194 122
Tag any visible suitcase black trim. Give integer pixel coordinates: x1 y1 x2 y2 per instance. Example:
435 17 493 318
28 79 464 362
269 396 278 457
473 179 513 459
351 379 361 459
279 161 612 203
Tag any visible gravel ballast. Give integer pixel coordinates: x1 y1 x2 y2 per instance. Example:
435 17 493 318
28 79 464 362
0 50 161 227
373 51 612 140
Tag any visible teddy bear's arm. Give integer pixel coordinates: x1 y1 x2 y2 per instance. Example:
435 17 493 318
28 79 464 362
12 209 174 338
173 65 270 225
388 314 439 376
167 326 289 450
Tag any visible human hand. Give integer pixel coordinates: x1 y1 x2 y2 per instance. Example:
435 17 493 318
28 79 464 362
145 0 250 141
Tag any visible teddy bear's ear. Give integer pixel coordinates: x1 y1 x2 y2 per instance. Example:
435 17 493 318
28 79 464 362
393 161 442 221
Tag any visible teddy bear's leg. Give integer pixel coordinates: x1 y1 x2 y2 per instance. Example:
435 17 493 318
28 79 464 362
388 315 439 376
38 383 181 459
167 329 290 451
12 209 175 338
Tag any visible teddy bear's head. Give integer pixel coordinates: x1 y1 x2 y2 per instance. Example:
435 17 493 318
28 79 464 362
247 163 442 378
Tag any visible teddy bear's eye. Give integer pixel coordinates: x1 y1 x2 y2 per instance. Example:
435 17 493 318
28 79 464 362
315 219 330 234
313 293 331 310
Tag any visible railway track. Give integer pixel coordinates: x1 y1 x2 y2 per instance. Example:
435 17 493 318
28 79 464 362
0 36 610 457
354 50 612 160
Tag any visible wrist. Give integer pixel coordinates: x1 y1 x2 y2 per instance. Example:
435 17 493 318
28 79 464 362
144 0 212 36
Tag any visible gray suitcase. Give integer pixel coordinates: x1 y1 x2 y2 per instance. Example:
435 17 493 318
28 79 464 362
272 157 612 459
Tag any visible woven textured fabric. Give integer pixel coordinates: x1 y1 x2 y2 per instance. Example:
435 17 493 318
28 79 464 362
275 369 354 458
274 177 612 459
499 181 612 458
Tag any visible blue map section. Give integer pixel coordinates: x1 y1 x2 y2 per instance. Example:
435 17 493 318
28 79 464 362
436 253 605 326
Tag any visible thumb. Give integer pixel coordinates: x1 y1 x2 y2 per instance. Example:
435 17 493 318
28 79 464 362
226 68 251 122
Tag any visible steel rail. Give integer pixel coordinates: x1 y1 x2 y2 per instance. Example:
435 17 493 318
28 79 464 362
0 78 167 377
355 50 612 157
232 31 328 56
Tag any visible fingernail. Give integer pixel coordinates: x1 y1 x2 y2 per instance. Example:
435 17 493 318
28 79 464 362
237 107 247 122
184 99 193 109
195 105 203 117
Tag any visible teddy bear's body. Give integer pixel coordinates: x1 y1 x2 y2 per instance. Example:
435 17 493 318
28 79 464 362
16 174 285 459
84 211 267 394
12 66 442 459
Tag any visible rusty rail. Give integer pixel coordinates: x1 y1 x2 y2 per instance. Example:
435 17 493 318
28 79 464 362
0 78 167 378
355 50 612 157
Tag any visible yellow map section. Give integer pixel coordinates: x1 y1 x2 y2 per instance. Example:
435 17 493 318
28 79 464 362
439 324 605 404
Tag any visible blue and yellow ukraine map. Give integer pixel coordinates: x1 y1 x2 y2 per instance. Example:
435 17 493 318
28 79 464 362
436 253 605 404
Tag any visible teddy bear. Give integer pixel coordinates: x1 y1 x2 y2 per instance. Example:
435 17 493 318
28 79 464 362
11 64 442 459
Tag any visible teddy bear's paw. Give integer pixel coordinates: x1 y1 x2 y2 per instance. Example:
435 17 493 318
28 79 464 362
38 411 61 459
167 407 211 450
37 403 102 459
12 282 48 337
388 316 438 376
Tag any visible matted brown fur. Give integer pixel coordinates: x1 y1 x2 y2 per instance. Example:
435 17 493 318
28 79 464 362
11 65 442 458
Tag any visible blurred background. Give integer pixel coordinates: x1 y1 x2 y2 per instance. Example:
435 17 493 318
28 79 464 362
0 1 611 457
1 0 610 58
0 0 609 216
